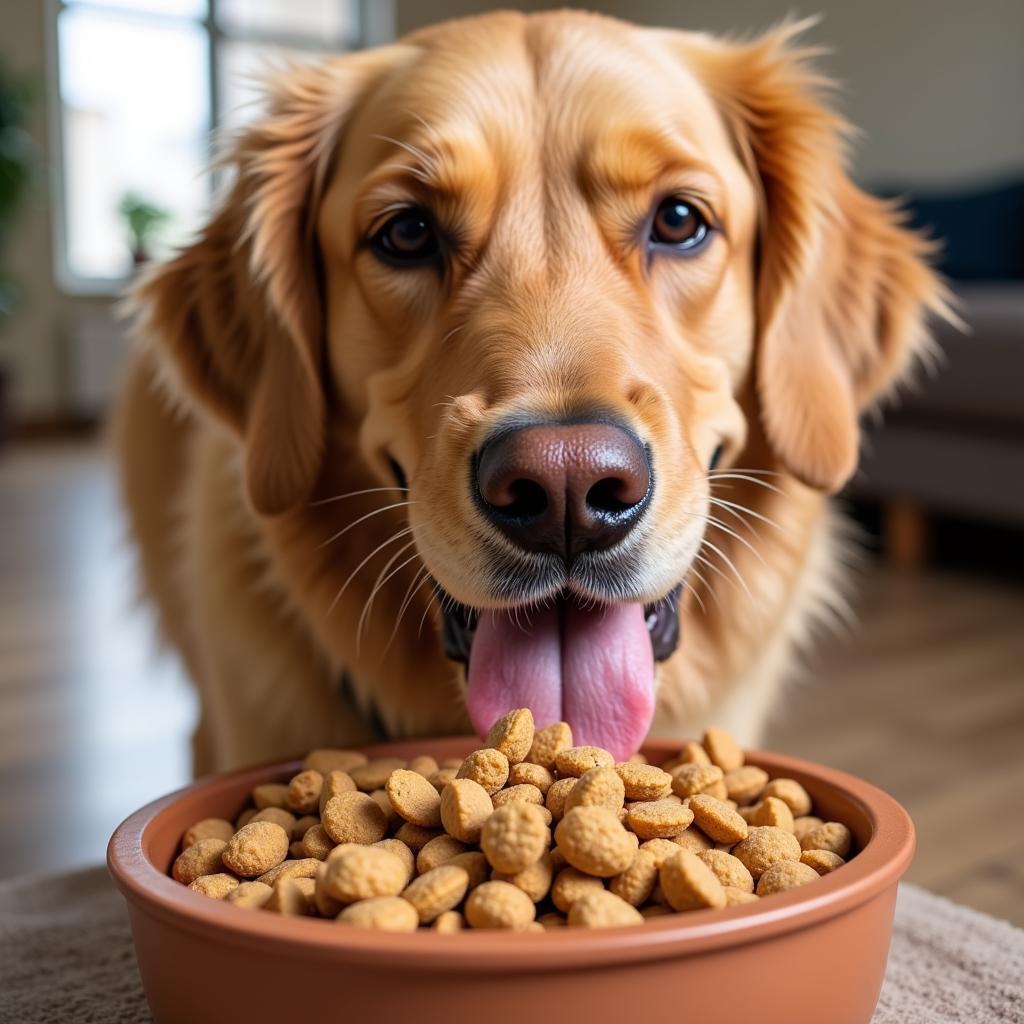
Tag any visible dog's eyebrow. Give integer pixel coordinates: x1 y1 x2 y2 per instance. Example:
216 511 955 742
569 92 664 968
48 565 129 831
367 132 498 203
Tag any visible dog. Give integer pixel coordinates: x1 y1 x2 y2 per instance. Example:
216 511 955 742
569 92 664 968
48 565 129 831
113 11 947 774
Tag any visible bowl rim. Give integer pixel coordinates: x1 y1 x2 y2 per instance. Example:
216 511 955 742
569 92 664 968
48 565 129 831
107 738 914 971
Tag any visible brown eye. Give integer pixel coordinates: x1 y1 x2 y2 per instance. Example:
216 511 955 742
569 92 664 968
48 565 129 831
371 209 441 266
650 198 709 251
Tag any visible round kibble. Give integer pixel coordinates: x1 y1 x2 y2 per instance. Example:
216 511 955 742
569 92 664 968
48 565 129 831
223 821 289 878
416 835 468 875
447 850 489 889
568 890 644 929
303 749 367 775
286 770 323 815
182 818 234 849
408 755 439 777
660 850 726 911
321 792 388 846
429 767 458 792
671 763 725 798
368 789 400 830
724 766 769 805
763 778 813 818
493 851 553 903
626 799 694 840
439 778 493 844
251 807 297 837
508 761 553 795
551 868 605 913
698 849 754 893
337 896 419 932
491 784 544 808
484 708 535 765
265 876 314 915
257 858 321 886
731 826 802 880
751 795 795 832
402 865 470 924
555 806 637 878
432 910 464 933
349 757 407 792
555 746 615 778
319 770 356 814
564 767 625 814
545 777 577 820
481 803 549 874
610 849 659 906
302 824 334 860
373 838 415 885
386 769 442 827
172 837 227 885
702 727 744 771
226 881 273 909
793 815 825 841
292 815 319 839
800 821 853 858
457 749 509 795
672 828 713 854
320 845 407 904
188 873 239 900
527 722 573 769
465 880 535 930
688 795 749 845
757 859 820 895
394 822 442 851
723 886 760 906
615 762 673 801
252 783 290 810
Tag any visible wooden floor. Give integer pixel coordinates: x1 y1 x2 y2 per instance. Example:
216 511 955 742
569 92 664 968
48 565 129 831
0 440 1022 925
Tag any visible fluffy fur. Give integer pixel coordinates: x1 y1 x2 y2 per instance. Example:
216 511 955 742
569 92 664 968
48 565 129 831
113 12 948 774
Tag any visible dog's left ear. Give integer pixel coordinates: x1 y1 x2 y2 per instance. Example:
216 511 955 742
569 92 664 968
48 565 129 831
681 23 952 493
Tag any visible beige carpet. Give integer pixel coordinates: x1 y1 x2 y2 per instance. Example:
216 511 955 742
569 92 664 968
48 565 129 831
0 867 1021 1023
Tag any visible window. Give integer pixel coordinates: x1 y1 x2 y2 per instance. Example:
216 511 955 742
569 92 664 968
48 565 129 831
52 0 392 292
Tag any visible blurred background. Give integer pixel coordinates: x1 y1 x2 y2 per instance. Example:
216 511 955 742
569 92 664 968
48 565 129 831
0 0 1020 924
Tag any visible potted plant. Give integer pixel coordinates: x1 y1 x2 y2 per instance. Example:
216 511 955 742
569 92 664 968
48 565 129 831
119 191 170 267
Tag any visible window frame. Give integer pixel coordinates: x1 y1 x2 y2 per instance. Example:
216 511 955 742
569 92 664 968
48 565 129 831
46 0 394 296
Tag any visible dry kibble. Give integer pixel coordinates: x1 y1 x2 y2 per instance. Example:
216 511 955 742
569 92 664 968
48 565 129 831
491 784 544 808
319 770 356 814
302 824 334 860
757 860 821 896
257 858 321 886
610 849 659 906
369 789 400 830
484 708 535 765
615 763 673 801
723 886 760 906
671 763 725 798
321 792 388 846
439 778 493 844
688 795 749 845
429 767 458 792
374 839 415 885
660 850 727 911
639 838 686 867
551 868 605 912
527 721 573 769
750 796 796 832
188 873 239 900
416 835 468 875
432 910 464 933
481 803 549 874
182 818 234 849
626 799 694 840
672 828 713 854
319 845 407 904
555 745 615 778
337 896 419 932
235 808 256 830
763 779 813 818
288 839 307 858
408 755 439 777
671 741 712 769
555 806 637 877
697 849 754 893
286 770 323 815
292 815 319 839
640 904 673 918
568 890 644 929
226 881 273 910
538 912 567 929
545 777 577 820
508 762 554 795
564 767 625 815
800 822 853 858
251 807 298 838
702 727 744 772
447 851 489 890
303 749 367 775
386 769 442 827
402 865 470 924
465 880 536 930
252 783 290 810
457 749 509 795
173 838 227 885
731 826 802 880
265 876 314 915
493 851 554 903
222 821 289 878
724 766 769 805
349 757 407 792
794 815 825 841
801 849 846 875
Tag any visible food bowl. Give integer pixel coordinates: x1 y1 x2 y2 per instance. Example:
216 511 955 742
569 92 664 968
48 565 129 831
108 738 913 1024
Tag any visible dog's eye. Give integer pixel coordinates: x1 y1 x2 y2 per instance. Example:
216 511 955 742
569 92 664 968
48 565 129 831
371 209 441 267
650 198 709 252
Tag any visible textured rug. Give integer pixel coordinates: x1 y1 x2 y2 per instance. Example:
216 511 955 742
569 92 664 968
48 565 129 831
0 867 1021 1023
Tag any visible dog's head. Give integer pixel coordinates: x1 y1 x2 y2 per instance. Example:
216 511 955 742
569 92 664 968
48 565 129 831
137 12 946 755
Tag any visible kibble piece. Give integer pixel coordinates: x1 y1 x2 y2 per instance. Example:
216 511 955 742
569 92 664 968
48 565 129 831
610 849 659 906
640 904 673 918
697 850 754 893
289 842 306 862
527 721 573 769
222 821 289 878
763 778 813 818
173 838 227 885
182 818 234 849
432 910 464 933
349 757 407 792
408 755 439 777
508 762 554 795
302 824 334 861
669 741 712 770
321 792 388 846
555 746 615 778
252 783 290 810
447 851 489 890
671 763 725 798
568 890 644 929
551 868 605 912
538 912 567 929
429 767 458 792
672 828 713 854
439 778 493 844
801 849 845 875
188 873 239 900
731 826 802 880
723 886 760 906
545 777 577 820
303 749 367 775
481 803 549 874
257 858 321 887
402 865 470 924
320 845 408 904
337 896 419 932
265 876 314 915
491 784 544 809
235 808 256 830
386 769 443 828
286 770 323 815
394 823 442 851
564 767 626 815
416 835 468 875
319 770 357 814
750 796 795 832
374 838 416 885
724 766 769 806
688 795 749 845
639 838 685 867
555 806 637 878
465 880 536 930
493 851 553 903
226 881 273 909
292 815 319 839
615 763 673 801
757 860 820 896
626 800 694 840
484 708 535 765
800 822 853 858
660 850 727 911
793 815 825 841
251 807 298 837
456 749 510 795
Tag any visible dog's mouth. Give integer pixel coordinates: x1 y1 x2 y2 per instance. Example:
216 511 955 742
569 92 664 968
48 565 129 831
439 585 681 760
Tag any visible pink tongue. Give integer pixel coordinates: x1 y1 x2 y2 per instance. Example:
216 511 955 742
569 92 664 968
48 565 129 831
466 601 655 762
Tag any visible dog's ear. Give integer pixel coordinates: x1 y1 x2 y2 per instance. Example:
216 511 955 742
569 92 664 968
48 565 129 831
684 23 951 492
132 50 408 514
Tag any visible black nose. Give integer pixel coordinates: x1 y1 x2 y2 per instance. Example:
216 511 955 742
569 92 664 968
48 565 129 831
475 420 652 559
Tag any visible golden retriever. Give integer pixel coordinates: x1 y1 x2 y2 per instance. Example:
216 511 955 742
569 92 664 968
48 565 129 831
113 11 947 774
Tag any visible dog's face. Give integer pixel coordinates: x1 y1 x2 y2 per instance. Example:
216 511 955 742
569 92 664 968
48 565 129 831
138 13 943 756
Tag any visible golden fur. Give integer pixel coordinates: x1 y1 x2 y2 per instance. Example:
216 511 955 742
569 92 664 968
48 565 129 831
113 12 948 773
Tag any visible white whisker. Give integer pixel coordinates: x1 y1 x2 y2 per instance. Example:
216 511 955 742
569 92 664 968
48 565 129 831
316 501 417 551
699 536 753 602
311 486 407 508
356 551 423 656
325 529 414 616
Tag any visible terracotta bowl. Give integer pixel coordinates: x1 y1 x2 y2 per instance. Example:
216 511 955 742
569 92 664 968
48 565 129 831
108 738 913 1024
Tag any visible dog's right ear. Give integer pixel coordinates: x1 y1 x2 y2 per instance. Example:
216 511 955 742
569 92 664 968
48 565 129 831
132 48 412 515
